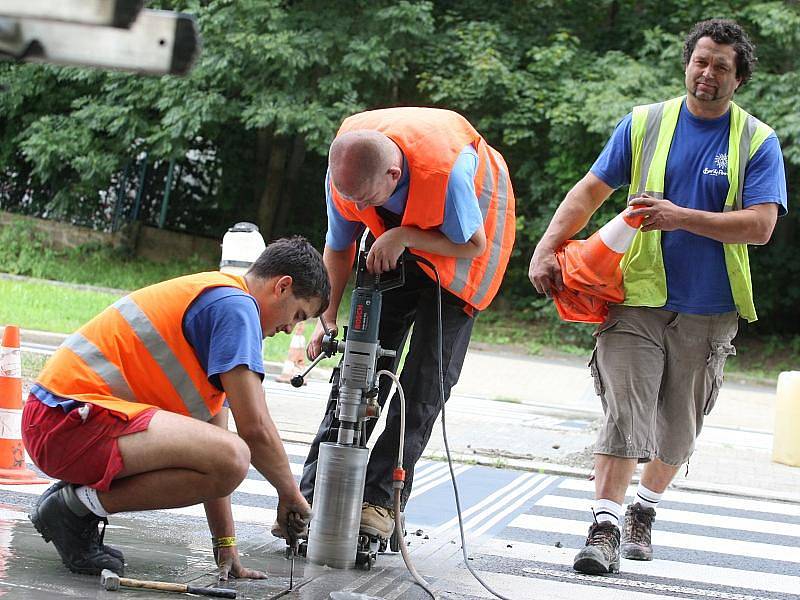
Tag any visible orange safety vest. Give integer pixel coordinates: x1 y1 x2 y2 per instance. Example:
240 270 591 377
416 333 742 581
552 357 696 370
36 272 252 420
330 107 515 311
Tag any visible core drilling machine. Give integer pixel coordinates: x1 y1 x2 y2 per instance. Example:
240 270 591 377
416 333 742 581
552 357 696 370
290 238 409 570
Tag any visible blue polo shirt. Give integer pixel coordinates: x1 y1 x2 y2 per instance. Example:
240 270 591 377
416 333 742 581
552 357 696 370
591 100 787 315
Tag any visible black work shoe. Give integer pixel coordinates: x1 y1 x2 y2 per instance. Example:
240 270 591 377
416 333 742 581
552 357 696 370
34 481 125 562
573 520 620 574
29 484 124 576
621 502 656 561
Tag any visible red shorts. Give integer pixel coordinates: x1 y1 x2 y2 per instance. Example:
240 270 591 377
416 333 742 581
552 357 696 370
22 395 157 492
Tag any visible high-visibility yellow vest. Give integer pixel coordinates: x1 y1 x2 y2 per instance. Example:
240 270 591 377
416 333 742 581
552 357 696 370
621 96 773 322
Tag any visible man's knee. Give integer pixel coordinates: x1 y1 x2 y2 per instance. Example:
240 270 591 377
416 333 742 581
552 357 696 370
209 435 251 496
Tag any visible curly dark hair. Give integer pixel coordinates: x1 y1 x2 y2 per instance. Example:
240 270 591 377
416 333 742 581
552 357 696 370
683 19 757 86
248 236 330 316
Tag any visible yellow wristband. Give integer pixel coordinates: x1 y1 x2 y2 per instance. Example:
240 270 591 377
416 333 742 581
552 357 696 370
212 536 236 548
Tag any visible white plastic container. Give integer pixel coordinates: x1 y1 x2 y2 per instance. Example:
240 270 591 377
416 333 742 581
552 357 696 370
219 222 266 275
773 371 800 468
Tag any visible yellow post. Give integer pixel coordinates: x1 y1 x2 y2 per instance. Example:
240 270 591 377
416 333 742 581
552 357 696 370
773 371 800 467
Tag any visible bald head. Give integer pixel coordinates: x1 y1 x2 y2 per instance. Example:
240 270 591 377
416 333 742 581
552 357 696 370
329 130 402 206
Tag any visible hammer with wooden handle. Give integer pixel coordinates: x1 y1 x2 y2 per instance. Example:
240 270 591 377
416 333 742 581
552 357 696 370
100 569 236 598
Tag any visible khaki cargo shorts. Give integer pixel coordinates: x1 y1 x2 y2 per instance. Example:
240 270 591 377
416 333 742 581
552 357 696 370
590 305 738 466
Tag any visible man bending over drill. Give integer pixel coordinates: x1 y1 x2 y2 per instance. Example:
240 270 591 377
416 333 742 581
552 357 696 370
300 107 516 540
23 237 329 579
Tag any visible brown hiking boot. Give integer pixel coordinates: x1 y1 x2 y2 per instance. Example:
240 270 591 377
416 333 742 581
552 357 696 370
573 520 620 574
359 502 395 540
621 502 656 561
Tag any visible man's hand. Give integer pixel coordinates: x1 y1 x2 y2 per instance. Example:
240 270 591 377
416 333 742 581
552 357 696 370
307 318 337 361
528 245 564 297
274 494 312 540
214 545 267 581
628 194 685 232
366 228 407 273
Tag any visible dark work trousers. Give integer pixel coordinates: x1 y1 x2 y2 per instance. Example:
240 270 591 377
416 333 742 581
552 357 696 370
299 262 475 511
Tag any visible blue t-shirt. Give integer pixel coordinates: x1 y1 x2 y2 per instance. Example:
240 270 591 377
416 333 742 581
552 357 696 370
183 286 265 391
591 100 788 315
325 145 483 250
32 286 265 411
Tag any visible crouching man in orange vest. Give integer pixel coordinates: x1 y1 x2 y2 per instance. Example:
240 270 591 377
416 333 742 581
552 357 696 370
22 237 329 579
300 107 515 539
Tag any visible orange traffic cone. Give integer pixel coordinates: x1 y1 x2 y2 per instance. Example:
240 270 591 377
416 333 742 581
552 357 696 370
552 207 645 323
0 325 48 484
275 322 307 384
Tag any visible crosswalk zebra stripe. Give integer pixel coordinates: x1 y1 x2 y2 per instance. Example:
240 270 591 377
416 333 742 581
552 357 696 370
411 475 558 566
0 483 51 495
432 568 681 600
480 538 800 596
279 442 312 459
429 473 544 537
410 465 471 498
236 478 277 497
522 566 782 600
558 479 800 516
537 494 800 538
410 462 452 487
509 514 799 563
161 502 276 524
468 476 557 538
0 508 28 521
429 475 559 566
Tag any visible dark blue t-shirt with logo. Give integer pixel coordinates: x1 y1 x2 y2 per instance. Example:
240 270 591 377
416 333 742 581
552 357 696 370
591 99 787 315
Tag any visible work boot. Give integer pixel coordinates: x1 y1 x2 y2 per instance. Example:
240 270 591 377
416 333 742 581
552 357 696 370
621 502 656 561
359 502 395 540
33 480 125 561
29 483 125 576
573 520 620 574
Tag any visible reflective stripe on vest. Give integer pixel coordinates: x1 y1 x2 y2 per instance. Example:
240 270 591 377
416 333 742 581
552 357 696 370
113 296 212 421
622 96 772 322
441 146 513 307
472 150 512 307
62 332 136 403
451 149 495 294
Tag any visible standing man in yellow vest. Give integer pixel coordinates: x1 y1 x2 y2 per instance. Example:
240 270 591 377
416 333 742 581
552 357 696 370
23 237 329 579
529 20 787 575
301 107 515 540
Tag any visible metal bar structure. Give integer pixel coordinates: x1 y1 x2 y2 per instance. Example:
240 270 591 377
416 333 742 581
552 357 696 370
158 157 175 229
111 161 130 233
131 154 148 223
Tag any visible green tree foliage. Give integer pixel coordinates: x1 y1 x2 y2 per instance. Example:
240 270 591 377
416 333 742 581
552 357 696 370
0 0 797 332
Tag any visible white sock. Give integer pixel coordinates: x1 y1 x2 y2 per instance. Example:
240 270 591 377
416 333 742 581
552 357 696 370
593 499 622 526
634 483 662 510
75 485 109 517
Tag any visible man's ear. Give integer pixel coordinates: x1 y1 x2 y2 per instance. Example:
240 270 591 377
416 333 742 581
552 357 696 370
275 275 294 296
388 165 402 183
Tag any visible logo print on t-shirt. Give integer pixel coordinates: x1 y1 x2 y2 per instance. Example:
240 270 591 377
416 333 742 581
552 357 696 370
703 153 728 177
